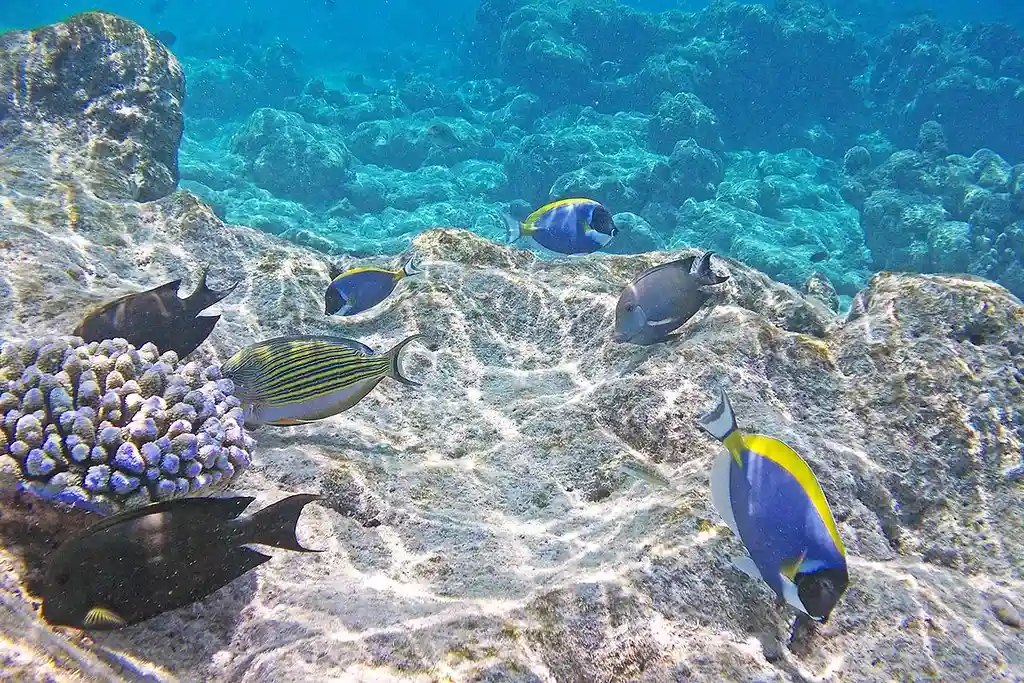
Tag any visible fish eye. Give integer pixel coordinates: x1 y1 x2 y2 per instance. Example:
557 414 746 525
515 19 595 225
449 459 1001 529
625 304 635 312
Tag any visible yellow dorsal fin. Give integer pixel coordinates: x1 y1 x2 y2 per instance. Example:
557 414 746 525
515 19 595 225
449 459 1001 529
83 606 127 629
336 266 395 280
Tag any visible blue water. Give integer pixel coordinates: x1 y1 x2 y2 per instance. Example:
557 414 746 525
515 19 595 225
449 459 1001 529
3 0 1023 301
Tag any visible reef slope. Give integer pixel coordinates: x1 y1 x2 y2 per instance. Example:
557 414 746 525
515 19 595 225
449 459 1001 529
0 12 1022 683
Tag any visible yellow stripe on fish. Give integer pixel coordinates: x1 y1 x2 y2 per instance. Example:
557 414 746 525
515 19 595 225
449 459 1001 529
522 197 593 232
741 433 847 557
339 265 404 280
225 342 389 407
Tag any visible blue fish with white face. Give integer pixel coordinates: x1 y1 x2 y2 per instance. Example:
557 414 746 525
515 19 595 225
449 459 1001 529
325 257 421 316
697 387 849 623
504 198 619 255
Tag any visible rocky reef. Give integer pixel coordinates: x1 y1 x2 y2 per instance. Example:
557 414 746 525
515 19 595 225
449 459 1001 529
0 12 183 202
840 120 1024 297
0 9 1023 683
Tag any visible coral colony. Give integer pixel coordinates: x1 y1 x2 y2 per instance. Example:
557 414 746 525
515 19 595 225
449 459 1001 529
0 336 254 515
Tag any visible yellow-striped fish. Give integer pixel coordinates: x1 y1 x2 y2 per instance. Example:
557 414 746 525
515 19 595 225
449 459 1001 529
221 334 422 427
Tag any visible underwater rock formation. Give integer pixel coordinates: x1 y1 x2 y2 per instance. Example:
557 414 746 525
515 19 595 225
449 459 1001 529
0 10 1023 683
0 12 183 202
0 336 254 515
230 108 355 205
842 121 1024 298
474 0 867 151
870 15 1024 161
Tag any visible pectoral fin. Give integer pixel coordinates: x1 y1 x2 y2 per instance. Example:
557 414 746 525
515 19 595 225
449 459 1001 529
780 551 808 582
83 606 127 629
731 555 763 581
778 552 812 615
576 212 591 234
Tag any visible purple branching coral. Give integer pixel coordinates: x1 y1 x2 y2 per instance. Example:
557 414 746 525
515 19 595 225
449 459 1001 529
0 336 255 515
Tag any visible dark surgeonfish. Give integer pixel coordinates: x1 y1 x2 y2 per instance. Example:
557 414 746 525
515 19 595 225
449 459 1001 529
40 494 321 630
154 30 177 48
425 122 462 149
73 267 238 359
613 251 728 345
221 334 422 427
697 388 849 623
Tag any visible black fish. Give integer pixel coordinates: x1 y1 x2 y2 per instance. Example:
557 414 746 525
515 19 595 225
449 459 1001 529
40 494 321 630
154 30 177 48
72 267 238 359
810 250 829 263
425 122 462 149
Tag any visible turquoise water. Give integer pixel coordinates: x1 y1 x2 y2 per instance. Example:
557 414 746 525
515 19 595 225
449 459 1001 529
6 0 1024 301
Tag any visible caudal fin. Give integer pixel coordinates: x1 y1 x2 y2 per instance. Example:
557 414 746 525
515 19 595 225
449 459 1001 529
695 251 729 286
503 215 523 244
697 387 738 442
243 493 322 552
401 256 422 278
387 333 423 387
187 265 240 314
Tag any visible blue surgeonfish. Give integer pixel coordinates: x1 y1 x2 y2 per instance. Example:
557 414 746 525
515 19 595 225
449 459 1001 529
697 387 849 622
505 198 618 255
221 334 422 427
613 251 728 345
325 257 421 316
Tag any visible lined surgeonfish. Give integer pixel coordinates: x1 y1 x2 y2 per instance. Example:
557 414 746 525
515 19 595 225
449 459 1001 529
504 198 619 255
324 256 421 316
613 251 728 345
697 387 849 622
221 334 422 427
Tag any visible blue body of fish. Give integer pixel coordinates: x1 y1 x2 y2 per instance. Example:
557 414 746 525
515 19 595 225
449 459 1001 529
516 198 618 255
728 448 847 600
328 269 398 316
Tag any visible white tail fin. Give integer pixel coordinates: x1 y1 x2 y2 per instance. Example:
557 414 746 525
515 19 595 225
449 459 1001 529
503 215 523 244
697 387 738 442
401 256 421 278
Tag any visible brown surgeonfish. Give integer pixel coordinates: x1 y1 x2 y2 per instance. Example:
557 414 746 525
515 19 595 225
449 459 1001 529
73 267 237 359
39 494 321 630
613 251 728 345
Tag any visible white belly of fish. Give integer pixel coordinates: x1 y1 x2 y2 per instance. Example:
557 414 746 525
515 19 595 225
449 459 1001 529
242 376 386 426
